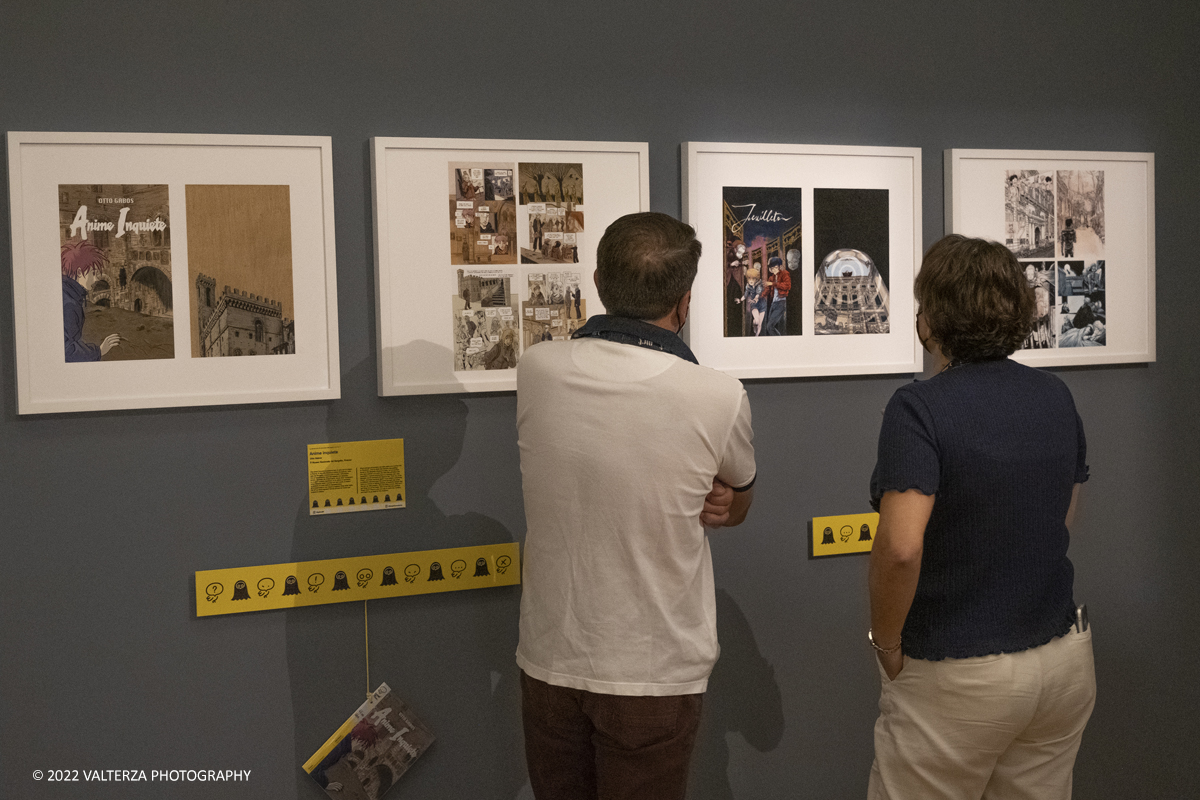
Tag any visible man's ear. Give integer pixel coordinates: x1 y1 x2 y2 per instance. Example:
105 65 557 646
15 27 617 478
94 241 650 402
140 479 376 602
677 290 692 329
592 271 599 290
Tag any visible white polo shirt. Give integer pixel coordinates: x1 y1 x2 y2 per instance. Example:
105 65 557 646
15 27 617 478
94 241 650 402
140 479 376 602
515 338 756 696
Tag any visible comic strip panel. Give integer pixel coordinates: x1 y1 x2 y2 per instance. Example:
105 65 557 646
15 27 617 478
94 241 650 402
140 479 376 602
521 271 585 350
1057 171 1104 260
1018 261 1057 350
449 163 517 265
1005 170 1056 258
59 184 174 362
187 185 296 358
1057 260 1106 348
518 163 584 264
813 188 890 335
557 271 587 327
452 269 519 370
721 187 802 338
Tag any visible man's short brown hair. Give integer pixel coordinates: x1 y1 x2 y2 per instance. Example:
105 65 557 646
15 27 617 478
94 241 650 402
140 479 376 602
915 235 1035 362
595 212 701 320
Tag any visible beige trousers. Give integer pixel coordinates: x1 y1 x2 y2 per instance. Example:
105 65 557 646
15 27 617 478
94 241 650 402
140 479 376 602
869 627 1095 800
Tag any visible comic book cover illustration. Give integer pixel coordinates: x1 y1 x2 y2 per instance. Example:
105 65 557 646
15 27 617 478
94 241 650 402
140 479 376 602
186 185 296 357
813 188 891 335
518 163 584 264
449 163 517 265
59 184 174 361
453 269 519 371
721 187 802 337
303 683 434 800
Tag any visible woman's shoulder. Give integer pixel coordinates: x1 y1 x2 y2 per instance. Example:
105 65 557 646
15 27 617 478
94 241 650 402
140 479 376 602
1005 358 1077 397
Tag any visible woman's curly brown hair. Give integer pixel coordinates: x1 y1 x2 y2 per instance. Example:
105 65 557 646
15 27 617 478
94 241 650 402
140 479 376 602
915 235 1035 362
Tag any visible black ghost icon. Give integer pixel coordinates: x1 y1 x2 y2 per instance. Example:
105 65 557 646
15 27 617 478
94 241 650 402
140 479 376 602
821 527 835 544
474 558 490 577
232 580 250 600
859 523 873 542
361 497 367 505
337 498 344 506
324 499 331 507
348 497 355 505
373 496 379 503
428 562 445 581
380 566 398 586
332 571 349 591
312 500 318 508
384 494 391 502
283 576 301 596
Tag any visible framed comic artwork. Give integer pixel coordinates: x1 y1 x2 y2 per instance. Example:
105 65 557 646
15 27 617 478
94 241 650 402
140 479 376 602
682 141 923 379
946 149 1155 366
6 131 340 414
371 137 648 395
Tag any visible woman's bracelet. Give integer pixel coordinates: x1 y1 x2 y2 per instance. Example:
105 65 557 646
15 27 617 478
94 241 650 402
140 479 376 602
868 629 902 655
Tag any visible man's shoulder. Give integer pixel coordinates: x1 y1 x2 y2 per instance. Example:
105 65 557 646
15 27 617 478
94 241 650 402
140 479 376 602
517 340 571 381
662 358 747 405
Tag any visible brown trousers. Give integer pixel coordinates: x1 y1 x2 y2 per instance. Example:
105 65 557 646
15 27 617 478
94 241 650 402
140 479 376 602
520 670 703 800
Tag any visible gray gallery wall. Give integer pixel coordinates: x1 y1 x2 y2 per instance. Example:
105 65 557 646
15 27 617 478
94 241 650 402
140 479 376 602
2 2 1197 798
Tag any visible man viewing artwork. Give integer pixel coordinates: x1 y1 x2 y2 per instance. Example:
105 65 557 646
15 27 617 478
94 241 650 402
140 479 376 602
515 211 757 799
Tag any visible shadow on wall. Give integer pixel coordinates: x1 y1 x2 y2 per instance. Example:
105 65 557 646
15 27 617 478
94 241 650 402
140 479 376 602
286 341 525 799
690 588 785 800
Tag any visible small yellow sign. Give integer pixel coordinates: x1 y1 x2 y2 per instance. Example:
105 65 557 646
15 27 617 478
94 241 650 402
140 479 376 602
194 542 520 617
811 512 879 558
308 438 405 515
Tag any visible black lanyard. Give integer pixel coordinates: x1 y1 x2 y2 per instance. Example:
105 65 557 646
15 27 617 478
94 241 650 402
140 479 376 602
570 314 698 365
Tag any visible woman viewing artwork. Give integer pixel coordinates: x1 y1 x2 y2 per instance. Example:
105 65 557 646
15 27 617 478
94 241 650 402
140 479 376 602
867 235 1095 800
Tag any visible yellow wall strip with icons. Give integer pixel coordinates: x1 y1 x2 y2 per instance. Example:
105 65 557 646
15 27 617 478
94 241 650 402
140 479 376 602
195 542 520 617
810 512 879 558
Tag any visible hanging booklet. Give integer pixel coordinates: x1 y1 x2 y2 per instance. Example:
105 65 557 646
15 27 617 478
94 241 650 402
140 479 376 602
302 683 434 799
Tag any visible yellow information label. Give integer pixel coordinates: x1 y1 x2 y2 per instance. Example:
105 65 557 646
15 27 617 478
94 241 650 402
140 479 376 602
308 438 406 515
811 512 879 558
195 542 520 617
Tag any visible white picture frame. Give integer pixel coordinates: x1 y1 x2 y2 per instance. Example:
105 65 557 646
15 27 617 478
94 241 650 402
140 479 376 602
682 141 923 378
6 131 340 414
946 148 1155 366
371 136 649 396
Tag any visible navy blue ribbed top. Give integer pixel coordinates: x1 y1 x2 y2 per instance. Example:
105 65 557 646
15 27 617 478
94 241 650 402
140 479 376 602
870 358 1089 660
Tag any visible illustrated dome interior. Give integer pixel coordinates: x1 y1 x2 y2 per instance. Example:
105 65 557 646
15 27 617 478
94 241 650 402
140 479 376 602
821 249 873 277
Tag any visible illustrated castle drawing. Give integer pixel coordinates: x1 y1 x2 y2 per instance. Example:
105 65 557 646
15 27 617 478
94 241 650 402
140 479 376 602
196 273 295 357
456 269 512 307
